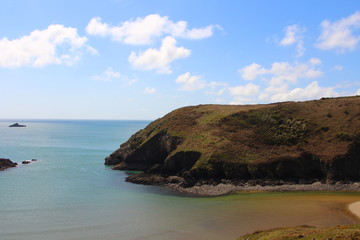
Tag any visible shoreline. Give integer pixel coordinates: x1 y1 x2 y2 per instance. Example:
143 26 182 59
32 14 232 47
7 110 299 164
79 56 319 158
165 181 360 197
349 201 360 219
168 180 360 222
169 181 360 223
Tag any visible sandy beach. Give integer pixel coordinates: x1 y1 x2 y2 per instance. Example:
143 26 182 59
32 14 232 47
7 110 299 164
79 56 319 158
349 201 360 219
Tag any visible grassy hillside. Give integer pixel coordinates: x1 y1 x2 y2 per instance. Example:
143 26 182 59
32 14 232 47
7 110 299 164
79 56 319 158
237 225 360 240
106 96 360 185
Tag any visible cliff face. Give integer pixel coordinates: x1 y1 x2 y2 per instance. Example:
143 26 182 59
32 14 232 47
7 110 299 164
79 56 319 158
0 158 17 171
105 96 360 186
106 130 183 171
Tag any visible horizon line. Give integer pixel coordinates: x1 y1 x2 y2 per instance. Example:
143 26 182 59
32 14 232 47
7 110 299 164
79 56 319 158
0 118 154 122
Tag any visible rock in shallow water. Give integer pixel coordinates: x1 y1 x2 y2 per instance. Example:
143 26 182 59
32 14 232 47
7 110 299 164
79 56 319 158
0 158 17 171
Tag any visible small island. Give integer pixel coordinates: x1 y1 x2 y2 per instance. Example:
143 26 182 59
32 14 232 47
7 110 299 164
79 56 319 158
9 123 26 127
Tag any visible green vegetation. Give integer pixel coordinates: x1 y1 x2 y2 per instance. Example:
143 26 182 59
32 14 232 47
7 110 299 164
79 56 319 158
221 107 312 145
237 225 360 240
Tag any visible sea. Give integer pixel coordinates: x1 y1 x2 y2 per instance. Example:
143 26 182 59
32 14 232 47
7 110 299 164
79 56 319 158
0 120 359 240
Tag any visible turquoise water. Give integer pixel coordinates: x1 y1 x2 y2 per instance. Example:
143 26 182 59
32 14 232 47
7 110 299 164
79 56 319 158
0 120 359 240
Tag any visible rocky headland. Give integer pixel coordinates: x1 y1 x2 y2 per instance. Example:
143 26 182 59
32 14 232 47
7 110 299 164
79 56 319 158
105 96 360 195
0 158 17 171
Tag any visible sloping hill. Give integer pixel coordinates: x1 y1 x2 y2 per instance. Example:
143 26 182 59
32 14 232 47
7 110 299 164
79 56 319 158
105 96 360 187
237 225 360 240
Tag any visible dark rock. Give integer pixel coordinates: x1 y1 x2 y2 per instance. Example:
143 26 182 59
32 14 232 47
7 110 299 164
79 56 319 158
0 158 17 171
247 152 325 181
112 162 127 170
325 138 360 180
22 160 31 164
9 123 26 127
126 173 166 185
222 162 251 179
167 176 184 184
163 151 201 174
146 164 163 174
108 130 182 171
179 170 198 187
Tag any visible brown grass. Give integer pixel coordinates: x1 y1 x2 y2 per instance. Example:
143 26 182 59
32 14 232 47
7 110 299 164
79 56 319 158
237 225 360 240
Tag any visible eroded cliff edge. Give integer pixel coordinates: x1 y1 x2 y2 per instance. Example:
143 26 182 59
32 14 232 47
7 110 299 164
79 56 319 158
105 96 360 188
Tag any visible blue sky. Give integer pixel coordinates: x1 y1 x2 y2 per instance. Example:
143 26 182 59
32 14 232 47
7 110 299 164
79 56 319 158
1 0 360 120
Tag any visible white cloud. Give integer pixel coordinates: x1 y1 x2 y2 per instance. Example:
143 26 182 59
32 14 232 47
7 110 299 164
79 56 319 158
270 81 338 102
231 59 330 104
128 36 191 74
124 78 138 86
176 72 207 91
280 24 305 57
86 14 217 45
174 72 227 94
86 46 99 56
91 67 121 81
261 60 324 99
280 25 299 45
309 58 322 65
266 61 322 86
264 84 289 95
208 88 226 96
181 25 216 39
0 24 91 68
228 83 261 104
356 89 360 95
205 81 228 95
316 11 360 52
228 81 338 105
91 68 137 86
86 17 110 37
333 65 344 71
239 59 323 86
207 81 228 89
144 87 156 94
240 63 266 81
229 83 260 97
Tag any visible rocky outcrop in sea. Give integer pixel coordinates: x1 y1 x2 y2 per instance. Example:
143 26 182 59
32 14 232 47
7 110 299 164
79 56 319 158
0 158 17 171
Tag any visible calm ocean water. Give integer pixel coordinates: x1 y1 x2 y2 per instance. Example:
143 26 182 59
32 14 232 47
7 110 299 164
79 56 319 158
0 120 359 240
